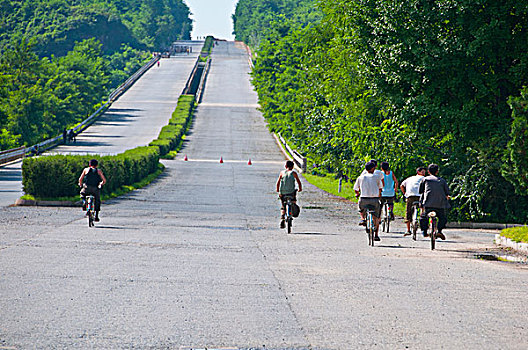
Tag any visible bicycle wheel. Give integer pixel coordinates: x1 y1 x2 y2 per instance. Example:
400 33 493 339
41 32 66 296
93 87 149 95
287 217 292 234
366 213 372 245
369 214 375 247
412 208 418 241
386 206 390 233
88 210 94 227
430 218 436 250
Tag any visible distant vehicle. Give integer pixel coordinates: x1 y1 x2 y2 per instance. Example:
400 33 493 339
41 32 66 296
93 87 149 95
161 52 170 58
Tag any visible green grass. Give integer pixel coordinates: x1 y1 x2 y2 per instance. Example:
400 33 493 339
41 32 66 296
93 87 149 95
500 226 528 243
302 173 406 217
303 173 357 202
24 163 165 203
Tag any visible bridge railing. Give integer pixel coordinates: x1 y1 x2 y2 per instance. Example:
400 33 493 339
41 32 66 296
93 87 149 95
0 55 160 166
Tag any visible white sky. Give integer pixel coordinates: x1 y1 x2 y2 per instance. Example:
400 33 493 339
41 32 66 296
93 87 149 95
184 0 238 40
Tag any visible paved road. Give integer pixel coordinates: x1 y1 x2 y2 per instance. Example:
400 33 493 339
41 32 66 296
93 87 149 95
0 41 527 349
0 41 203 207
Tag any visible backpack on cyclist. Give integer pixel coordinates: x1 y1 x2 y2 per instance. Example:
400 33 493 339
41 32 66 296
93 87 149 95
291 202 300 217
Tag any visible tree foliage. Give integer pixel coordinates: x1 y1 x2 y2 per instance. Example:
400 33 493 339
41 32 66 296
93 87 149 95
235 0 528 223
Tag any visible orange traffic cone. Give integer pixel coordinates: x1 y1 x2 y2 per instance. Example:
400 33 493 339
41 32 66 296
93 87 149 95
219 157 223 164
183 155 188 161
248 159 252 165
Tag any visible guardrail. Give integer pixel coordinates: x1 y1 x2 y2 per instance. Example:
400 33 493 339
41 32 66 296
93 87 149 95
196 58 211 103
0 147 26 166
0 55 160 166
275 133 307 173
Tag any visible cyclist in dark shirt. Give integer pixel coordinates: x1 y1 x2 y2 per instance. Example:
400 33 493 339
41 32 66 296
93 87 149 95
78 159 107 222
419 164 450 240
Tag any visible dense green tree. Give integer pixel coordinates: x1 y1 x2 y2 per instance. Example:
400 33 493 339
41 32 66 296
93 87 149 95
235 0 528 222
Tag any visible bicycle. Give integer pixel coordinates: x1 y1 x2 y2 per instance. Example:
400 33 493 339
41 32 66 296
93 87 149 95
85 195 95 227
282 191 297 234
410 201 420 241
427 211 438 250
381 200 392 233
365 205 377 246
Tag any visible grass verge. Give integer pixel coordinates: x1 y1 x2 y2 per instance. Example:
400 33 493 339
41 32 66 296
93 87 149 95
500 226 528 243
302 173 406 217
20 163 165 204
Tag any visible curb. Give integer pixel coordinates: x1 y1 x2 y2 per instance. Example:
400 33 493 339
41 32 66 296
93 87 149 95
15 198 79 207
448 222 525 230
495 234 528 255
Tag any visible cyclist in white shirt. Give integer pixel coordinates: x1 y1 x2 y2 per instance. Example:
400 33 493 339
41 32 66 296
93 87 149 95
400 167 426 235
354 161 383 241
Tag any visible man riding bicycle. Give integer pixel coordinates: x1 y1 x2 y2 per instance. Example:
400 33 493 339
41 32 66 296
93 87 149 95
380 161 399 221
400 167 426 235
78 159 107 222
276 160 303 229
419 164 450 240
354 161 383 241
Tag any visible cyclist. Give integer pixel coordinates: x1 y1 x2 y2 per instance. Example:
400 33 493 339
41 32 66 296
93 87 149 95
400 167 426 235
276 160 302 228
354 161 383 240
419 164 450 239
78 159 107 222
361 159 385 185
380 162 399 221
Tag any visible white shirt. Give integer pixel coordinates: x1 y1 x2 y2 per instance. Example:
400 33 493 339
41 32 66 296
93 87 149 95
401 175 424 197
354 172 383 198
361 169 384 181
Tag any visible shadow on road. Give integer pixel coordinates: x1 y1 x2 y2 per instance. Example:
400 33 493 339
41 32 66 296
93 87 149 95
290 232 337 236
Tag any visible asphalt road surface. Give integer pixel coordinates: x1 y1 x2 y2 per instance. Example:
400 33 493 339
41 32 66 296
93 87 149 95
0 41 526 349
0 41 203 208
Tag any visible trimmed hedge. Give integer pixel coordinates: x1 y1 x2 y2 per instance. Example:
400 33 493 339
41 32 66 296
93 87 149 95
149 94 195 155
22 146 159 198
22 95 195 199
202 36 214 56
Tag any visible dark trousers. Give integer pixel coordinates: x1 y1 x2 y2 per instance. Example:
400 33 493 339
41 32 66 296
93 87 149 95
420 207 447 233
80 185 101 212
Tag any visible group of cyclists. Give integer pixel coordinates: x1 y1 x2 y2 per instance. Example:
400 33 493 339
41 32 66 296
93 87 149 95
353 160 450 241
80 157 449 238
276 159 450 241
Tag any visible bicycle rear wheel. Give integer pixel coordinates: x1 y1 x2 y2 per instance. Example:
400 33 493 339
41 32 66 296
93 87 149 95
287 217 292 234
412 208 418 241
430 219 436 250
88 210 94 227
369 214 375 246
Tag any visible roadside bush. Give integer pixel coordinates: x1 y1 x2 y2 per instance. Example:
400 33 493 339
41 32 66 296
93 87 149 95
22 146 159 198
149 94 195 155
201 36 214 56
